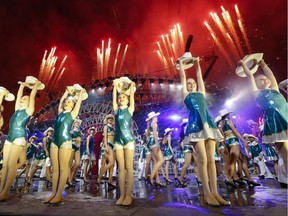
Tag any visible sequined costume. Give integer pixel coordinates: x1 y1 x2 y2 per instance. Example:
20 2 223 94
5 109 30 146
106 124 115 149
71 129 82 152
114 107 134 146
146 126 158 150
256 89 288 143
82 135 96 161
184 92 223 141
163 143 173 161
222 120 240 148
53 111 74 148
263 144 278 161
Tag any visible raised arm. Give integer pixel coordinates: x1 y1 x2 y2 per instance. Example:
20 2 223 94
259 59 279 92
58 89 69 114
128 82 135 114
237 60 259 97
26 81 42 116
0 90 8 106
15 84 25 111
195 58 205 95
112 83 118 112
178 60 189 96
71 89 85 119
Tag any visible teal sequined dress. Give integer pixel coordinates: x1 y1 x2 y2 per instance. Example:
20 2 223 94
53 111 74 148
256 89 288 143
263 144 278 161
7 109 30 143
147 126 158 150
71 129 82 151
114 108 134 146
222 120 240 148
184 92 223 141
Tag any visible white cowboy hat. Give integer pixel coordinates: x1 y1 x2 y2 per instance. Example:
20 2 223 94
73 118 82 124
44 127 54 136
67 84 88 100
29 135 38 141
164 128 174 136
174 52 198 70
18 76 45 90
219 109 232 117
89 126 96 132
104 114 115 124
145 111 160 121
243 133 259 141
179 118 188 126
214 115 222 123
279 79 288 93
235 53 263 77
113 77 136 95
0 86 15 101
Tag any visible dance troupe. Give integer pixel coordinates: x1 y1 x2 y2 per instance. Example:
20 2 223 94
0 52 287 207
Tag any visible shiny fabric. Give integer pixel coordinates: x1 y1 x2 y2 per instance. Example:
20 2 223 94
140 145 146 159
46 137 52 154
222 120 240 148
147 126 158 150
183 144 193 153
107 124 115 149
114 108 134 146
256 89 288 143
71 129 82 141
7 109 30 143
263 144 278 161
26 143 37 159
53 111 74 147
184 92 223 141
248 141 262 158
163 144 173 157
99 146 105 160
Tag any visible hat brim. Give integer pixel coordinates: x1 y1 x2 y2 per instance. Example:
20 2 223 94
174 55 196 70
18 81 45 90
236 53 263 77
279 79 288 92
5 93 15 101
145 112 160 121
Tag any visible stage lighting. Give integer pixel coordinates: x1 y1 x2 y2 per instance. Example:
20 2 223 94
149 79 155 84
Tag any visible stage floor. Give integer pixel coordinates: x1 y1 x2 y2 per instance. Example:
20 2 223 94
0 174 287 216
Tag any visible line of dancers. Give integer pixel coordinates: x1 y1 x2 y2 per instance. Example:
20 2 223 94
0 53 287 208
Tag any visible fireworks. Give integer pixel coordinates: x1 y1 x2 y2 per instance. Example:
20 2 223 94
156 24 185 77
94 39 128 80
204 5 252 66
37 47 67 93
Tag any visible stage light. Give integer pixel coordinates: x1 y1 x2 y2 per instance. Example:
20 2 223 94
169 114 182 121
149 79 155 84
225 99 234 108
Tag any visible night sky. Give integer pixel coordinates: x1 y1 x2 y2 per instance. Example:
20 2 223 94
0 0 287 132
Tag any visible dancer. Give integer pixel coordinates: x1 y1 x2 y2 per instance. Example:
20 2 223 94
238 58 288 173
81 126 96 182
97 114 116 190
16 135 38 182
0 86 15 130
0 77 43 201
138 139 147 180
244 133 274 179
112 77 136 206
162 128 178 184
177 118 193 187
43 85 87 204
178 57 229 206
67 118 83 186
145 111 165 188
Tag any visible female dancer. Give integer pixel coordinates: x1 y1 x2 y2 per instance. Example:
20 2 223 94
178 57 229 206
67 118 83 186
0 86 15 130
113 78 135 206
220 109 259 189
81 126 96 183
162 128 178 183
177 118 193 187
0 79 42 201
97 114 116 190
238 58 288 173
145 111 165 187
16 135 38 181
43 87 86 204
